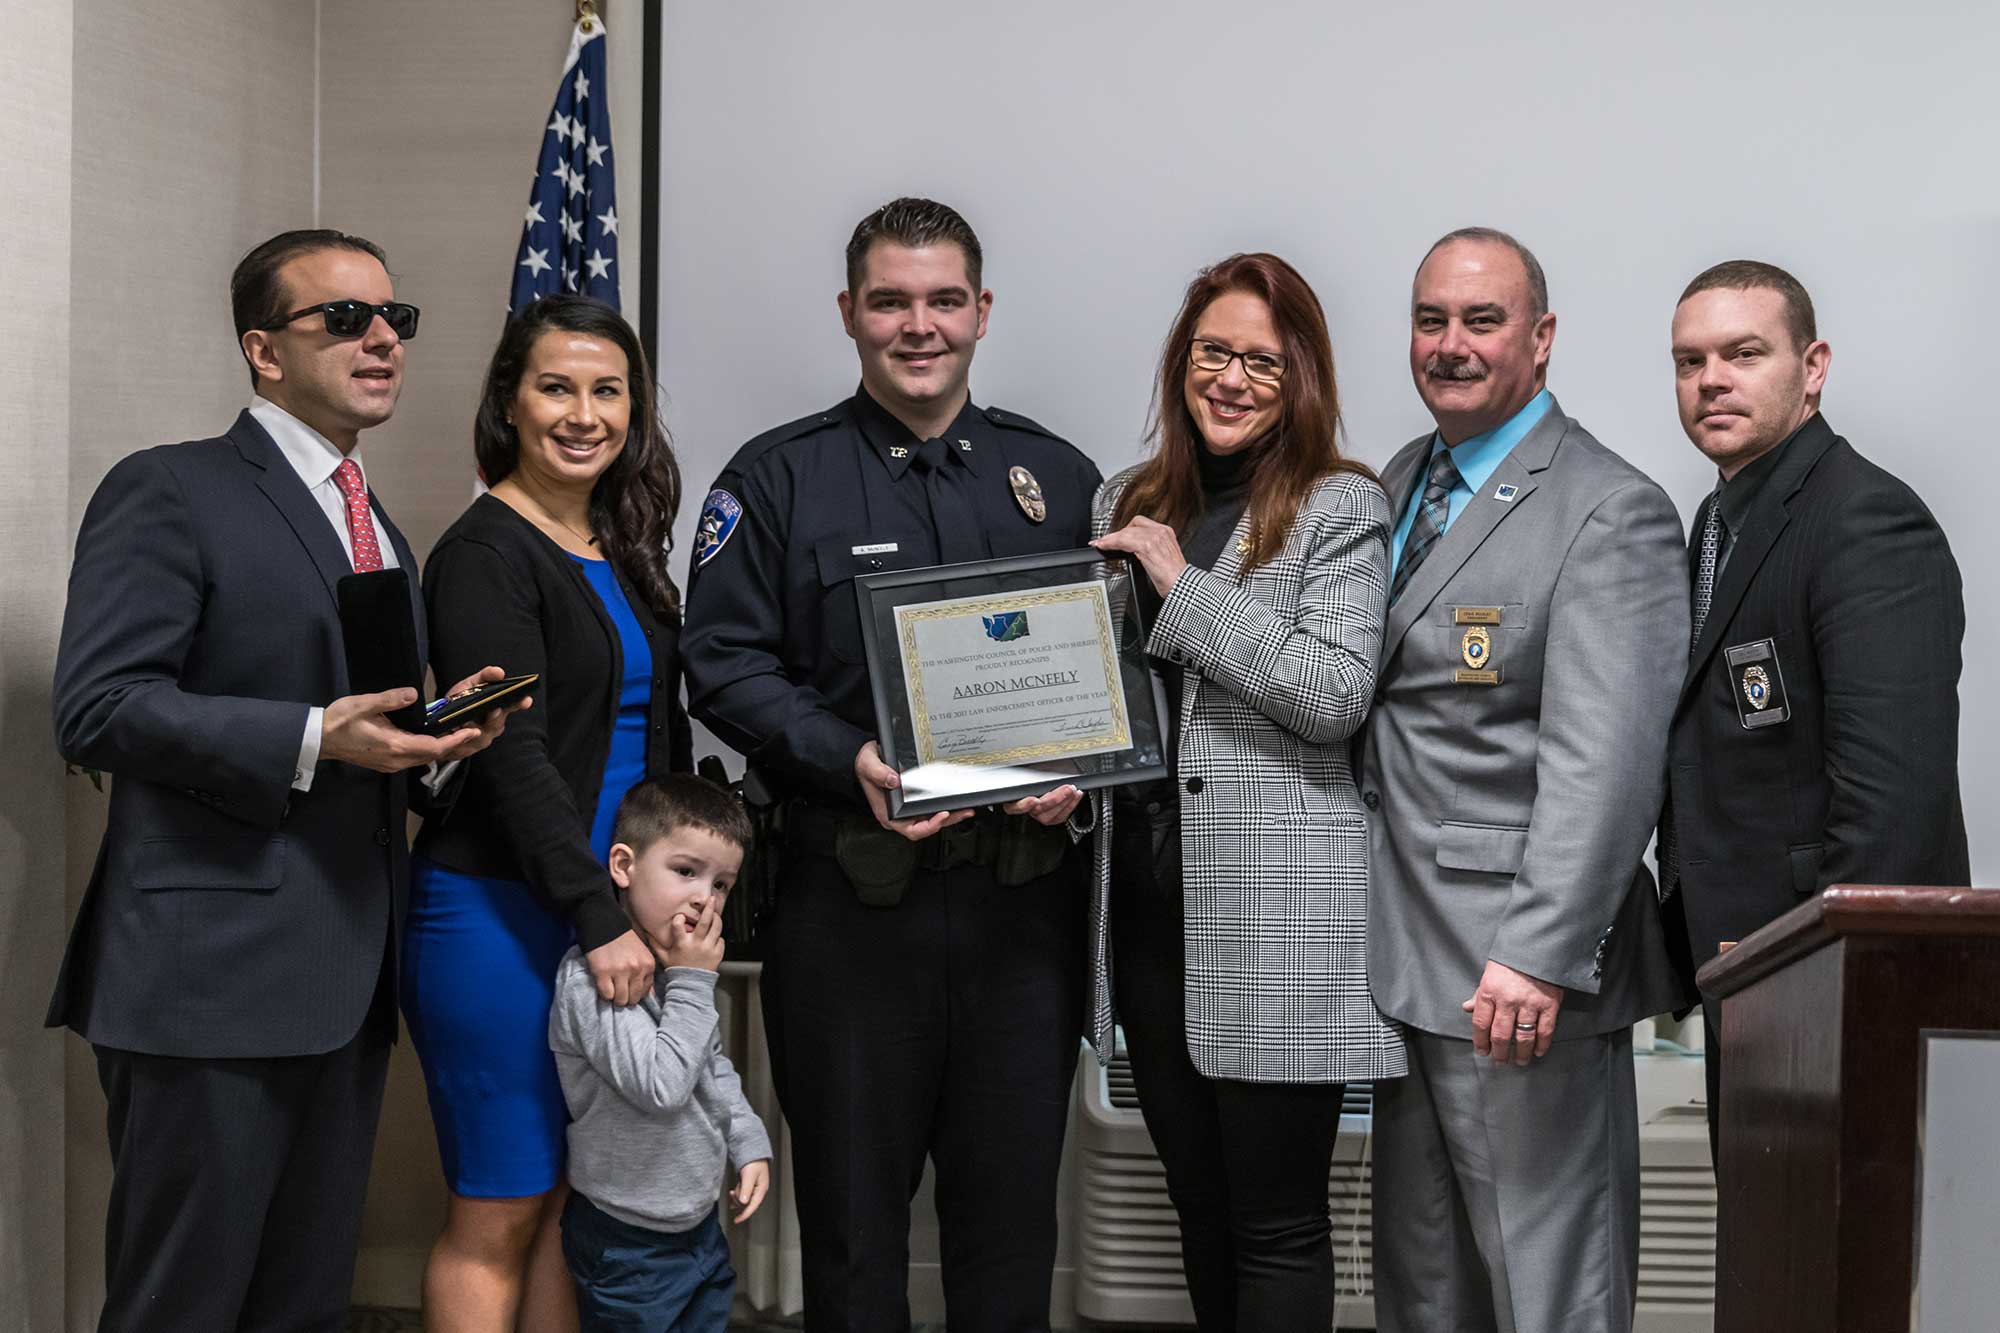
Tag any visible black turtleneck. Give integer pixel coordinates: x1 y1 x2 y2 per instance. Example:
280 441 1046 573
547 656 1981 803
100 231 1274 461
1132 443 1256 629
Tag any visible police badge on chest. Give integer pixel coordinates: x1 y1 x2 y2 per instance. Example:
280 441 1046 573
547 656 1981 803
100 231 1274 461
1724 637 1790 729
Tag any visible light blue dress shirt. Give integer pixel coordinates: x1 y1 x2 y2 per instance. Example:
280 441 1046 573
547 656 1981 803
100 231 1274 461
1389 388 1553 575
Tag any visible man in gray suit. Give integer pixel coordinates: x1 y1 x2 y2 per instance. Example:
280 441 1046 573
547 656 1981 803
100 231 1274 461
1359 228 1688 1333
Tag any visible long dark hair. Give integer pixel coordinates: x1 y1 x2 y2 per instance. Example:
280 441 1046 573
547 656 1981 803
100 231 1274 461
1113 253 1372 573
474 296 682 619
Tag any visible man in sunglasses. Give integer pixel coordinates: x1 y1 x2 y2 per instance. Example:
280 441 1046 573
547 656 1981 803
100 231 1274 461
50 228 513 1331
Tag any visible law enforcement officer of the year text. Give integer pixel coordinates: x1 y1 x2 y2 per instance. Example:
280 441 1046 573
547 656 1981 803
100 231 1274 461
680 197 1103 1333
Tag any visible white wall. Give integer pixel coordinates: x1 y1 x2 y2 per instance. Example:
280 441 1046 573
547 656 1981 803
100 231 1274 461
653 0 1998 878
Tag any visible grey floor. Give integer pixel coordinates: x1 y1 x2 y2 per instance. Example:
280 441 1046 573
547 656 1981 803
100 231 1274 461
347 1315 1364 1332
347 1315 928 1331
347 1315 822 1331
348 1315 1170 1331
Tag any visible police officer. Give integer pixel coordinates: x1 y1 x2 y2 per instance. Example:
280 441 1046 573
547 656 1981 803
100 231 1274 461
682 197 1102 1332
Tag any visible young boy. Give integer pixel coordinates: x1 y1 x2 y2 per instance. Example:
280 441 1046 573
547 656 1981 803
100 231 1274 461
549 774 773 1331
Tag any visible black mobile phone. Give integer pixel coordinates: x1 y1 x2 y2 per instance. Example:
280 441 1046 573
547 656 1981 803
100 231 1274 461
337 569 424 731
420 674 538 734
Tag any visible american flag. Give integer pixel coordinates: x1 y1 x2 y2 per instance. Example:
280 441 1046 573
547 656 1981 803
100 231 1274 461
511 13 619 314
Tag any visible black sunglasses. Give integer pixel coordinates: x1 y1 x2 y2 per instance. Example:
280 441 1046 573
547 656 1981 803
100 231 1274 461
264 299 420 340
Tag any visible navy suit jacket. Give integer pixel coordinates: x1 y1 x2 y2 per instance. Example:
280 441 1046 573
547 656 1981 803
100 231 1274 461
49 410 429 1058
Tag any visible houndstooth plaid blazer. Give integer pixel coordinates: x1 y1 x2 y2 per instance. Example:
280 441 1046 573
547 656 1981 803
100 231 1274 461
1082 464 1409 1084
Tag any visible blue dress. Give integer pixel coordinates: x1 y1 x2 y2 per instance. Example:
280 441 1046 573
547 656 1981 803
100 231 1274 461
402 555 653 1198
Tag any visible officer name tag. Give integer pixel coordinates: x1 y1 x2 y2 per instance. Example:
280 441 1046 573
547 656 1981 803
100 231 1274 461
1454 607 1503 625
852 542 899 556
1724 637 1790 729
1454 668 1502 685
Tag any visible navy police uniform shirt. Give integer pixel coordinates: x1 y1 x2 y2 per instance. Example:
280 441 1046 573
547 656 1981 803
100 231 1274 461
682 386 1102 807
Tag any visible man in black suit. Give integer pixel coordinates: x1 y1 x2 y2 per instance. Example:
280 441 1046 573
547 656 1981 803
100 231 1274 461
1658 259 1969 1162
51 229 513 1331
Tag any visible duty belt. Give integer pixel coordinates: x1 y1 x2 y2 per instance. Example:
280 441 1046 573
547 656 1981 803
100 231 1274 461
786 799 1005 872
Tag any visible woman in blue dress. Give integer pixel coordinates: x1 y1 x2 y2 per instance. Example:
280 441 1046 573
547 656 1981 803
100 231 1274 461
406 296 689 1330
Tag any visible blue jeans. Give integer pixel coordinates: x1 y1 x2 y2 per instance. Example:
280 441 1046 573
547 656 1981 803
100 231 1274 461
560 1193 735 1332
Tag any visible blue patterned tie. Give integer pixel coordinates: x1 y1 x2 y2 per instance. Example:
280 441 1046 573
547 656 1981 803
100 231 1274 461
1389 448 1463 605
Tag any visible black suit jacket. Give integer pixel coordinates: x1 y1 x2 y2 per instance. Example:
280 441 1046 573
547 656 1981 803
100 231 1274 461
49 410 428 1058
1663 414 1969 990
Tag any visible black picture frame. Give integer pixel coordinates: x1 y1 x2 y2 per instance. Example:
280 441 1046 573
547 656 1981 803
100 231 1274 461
855 548 1172 818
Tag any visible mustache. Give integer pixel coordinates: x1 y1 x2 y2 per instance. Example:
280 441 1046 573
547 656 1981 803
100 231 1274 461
1424 355 1487 381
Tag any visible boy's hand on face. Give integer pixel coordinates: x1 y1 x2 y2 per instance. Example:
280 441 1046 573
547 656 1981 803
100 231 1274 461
731 1159 771 1223
663 899 726 973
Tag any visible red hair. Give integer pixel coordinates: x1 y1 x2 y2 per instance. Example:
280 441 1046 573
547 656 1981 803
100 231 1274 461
1114 253 1371 573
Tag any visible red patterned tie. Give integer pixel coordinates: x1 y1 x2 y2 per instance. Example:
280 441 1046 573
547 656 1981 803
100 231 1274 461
331 458 385 572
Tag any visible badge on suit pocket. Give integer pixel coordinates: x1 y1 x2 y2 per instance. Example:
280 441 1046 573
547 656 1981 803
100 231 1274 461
1453 609 1503 684
1725 637 1790 729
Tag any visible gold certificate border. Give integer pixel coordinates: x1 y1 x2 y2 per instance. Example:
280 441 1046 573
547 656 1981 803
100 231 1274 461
895 582 1131 766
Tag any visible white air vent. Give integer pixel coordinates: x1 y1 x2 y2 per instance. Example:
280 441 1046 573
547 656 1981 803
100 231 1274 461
1073 1040 1716 1331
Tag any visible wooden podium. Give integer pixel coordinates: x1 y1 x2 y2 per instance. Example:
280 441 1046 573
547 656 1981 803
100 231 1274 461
1697 885 2000 1331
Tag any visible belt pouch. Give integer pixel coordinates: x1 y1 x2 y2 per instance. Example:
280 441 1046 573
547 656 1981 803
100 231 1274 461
833 821 919 908
992 814 1070 887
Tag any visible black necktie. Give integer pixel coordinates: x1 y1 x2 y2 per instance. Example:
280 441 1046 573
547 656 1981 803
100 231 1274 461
1658 492 1724 901
1389 448 1463 605
914 438 987 565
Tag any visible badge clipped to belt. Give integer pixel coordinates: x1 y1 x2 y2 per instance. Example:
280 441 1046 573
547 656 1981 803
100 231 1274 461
1724 637 1790 729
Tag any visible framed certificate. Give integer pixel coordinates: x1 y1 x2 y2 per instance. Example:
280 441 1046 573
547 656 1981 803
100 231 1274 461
856 548 1172 817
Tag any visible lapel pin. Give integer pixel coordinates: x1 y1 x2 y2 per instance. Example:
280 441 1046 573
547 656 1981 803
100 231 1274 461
1494 483 1519 502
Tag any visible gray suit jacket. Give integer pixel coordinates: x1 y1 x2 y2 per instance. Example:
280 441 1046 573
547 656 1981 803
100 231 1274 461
1086 466 1408 1084
1361 398 1687 1039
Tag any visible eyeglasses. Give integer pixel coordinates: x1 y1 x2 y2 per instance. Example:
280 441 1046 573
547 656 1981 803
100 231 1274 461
264 299 421 340
1190 339 1287 383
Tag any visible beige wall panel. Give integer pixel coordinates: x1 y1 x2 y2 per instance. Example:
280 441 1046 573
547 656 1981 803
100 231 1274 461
67 0 320 520
1 7 75 1328
316 1 580 1300
318 0 580 561
62 3 318 1326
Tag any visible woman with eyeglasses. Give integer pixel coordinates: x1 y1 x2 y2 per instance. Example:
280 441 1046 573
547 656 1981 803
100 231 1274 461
402 295 688 1330
1086 253 1407 1329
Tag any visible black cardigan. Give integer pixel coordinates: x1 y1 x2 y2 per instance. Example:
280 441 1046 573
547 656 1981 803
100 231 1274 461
414 494 693 952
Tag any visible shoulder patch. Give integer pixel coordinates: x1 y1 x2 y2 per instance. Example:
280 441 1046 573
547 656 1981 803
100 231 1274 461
694 489 744 567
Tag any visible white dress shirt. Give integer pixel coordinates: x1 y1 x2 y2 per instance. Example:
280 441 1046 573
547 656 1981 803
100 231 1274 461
249 397 399 793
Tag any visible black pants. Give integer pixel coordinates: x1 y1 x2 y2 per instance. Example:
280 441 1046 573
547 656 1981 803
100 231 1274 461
762 847 1085 1333
1111 811 1345 1332
91 1001 392 1332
